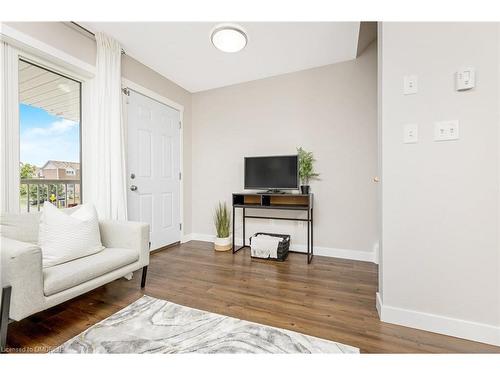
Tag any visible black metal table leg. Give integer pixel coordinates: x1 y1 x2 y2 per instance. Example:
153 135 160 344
308 207 314 264
242 207 246 247
233 207 247 253
307 207 310 264
232 205 236 253
1 286 12 353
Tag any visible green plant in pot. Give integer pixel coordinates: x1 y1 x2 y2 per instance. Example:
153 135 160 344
213 201 231 251
297 147 320 194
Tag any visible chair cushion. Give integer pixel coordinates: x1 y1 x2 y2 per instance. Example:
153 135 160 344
43 247 139 296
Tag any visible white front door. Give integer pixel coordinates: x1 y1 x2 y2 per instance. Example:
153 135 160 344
125 89 181 250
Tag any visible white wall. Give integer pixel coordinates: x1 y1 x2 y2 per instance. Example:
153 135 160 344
191 42 378 259
378 22 500 345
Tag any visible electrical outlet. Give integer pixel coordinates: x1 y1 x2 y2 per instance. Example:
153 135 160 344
404 75 418 95
434 120 459 141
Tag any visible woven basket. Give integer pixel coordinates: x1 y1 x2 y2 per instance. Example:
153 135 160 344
250 232 290 261
214 236 232 251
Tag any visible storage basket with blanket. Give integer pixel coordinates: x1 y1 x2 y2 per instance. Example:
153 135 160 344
250 232 290 261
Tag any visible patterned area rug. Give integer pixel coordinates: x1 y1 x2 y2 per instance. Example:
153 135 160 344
54 295 359 353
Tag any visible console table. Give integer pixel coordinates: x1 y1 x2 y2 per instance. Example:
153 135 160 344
232 193 314 264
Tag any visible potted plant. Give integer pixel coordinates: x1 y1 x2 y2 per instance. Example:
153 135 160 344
297 147 320 194
213 202 231 251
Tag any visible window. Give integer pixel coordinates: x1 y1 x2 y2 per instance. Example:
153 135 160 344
19 59 82 212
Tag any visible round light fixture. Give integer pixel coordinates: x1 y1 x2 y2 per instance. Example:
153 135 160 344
211 25 247 53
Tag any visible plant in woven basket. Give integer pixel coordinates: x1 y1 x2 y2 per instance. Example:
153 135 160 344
297 147 320 194
213 202 231 251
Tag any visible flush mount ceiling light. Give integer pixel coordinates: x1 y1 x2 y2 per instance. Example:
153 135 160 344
211 24 247 53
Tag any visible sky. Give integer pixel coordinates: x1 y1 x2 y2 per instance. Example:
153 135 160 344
19 104 80 167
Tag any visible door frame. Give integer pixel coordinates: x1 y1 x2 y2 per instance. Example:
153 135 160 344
121 78 185 243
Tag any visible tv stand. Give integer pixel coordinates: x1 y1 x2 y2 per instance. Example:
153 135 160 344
232 192 314 264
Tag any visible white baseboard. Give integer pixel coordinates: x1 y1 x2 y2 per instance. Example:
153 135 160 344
189 233 216 243
181 233 194 243
376 292 382 318
377 295 500 347
291 244 375 263
373 241 380 265
186 233 376 263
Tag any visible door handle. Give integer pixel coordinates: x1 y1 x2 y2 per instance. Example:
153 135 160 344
130 185 138 191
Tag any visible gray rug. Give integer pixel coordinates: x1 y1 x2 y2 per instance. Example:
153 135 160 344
54 295 359 354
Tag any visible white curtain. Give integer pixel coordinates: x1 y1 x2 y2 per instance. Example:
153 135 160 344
88 33 128 220
0 41 7 213
0 42 20 213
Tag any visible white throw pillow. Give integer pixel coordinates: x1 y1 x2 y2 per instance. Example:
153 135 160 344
39 203 104 268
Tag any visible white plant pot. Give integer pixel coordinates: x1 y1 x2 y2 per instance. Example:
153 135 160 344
214 236 232 251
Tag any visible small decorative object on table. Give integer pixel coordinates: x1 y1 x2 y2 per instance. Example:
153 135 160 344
213 201 232 251
250 232 290 261
297 147 320 194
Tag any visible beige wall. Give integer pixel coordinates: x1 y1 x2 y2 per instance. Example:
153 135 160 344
379 23 500 336
191 42 378 255
5 22 96 66
5 22 193 233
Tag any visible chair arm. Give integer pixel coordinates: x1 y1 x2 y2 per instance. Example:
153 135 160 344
98 220 150 267
0 236 45 321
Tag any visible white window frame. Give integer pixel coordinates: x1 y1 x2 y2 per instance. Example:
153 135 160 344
0 22 94 213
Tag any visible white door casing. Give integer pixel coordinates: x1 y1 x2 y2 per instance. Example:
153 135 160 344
125 89 181 250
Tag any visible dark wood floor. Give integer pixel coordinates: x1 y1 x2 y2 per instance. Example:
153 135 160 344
6 241 500 353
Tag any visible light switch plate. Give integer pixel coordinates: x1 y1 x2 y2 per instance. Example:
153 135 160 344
455 68 475 91
434 120 459 141
404 75 418 95
404 123 418 144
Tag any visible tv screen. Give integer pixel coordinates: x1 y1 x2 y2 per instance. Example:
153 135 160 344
244 155 299 190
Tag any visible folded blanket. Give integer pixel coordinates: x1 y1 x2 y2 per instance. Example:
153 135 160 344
251 234 282 258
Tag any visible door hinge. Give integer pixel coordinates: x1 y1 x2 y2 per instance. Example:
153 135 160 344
179 121 182 129
179 223 182 231
179 172 182 180
122 87 130 96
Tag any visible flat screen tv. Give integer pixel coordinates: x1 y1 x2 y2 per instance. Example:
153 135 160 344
244 155 299 191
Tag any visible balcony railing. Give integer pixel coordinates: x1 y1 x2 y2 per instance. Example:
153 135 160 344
20 178 81 213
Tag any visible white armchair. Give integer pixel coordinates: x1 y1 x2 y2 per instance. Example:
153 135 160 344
0 210 150 351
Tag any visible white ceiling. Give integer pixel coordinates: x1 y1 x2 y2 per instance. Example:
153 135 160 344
82 22 361 93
